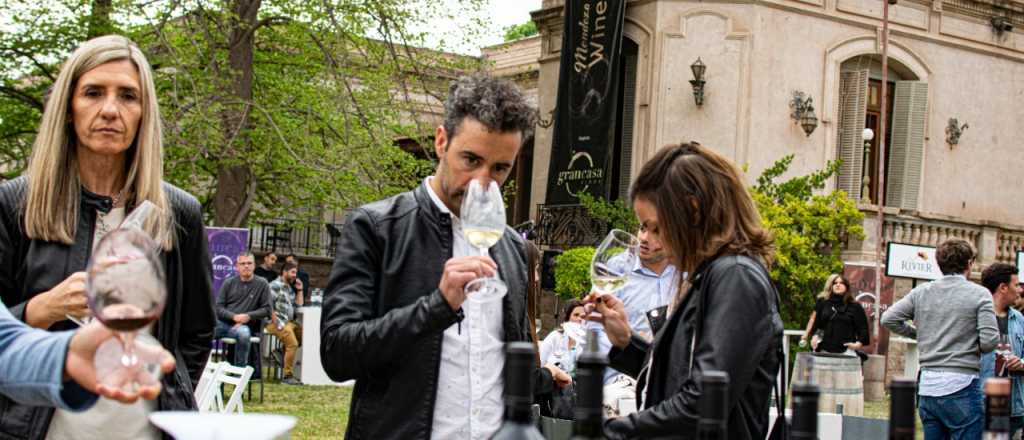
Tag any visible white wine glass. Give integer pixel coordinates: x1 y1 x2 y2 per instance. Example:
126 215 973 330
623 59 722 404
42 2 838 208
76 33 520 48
590 229 639 294
87 203 167 393
460 179 508 304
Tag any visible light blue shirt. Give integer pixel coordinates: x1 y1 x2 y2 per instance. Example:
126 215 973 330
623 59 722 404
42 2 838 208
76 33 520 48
588 259 680 383
980 307 1024 415
0 302 97 410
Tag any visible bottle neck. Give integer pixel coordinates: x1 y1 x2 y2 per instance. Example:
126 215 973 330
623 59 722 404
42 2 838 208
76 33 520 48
504 401 534 424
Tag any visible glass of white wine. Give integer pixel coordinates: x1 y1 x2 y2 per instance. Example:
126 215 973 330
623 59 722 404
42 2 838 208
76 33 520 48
460 179 509 304
591 229 640 294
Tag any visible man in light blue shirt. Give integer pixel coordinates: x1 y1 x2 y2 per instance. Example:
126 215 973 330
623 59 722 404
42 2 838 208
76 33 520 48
0 301 173 409
588 199 680 384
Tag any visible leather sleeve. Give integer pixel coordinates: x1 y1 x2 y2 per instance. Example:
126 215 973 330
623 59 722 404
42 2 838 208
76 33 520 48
320 208 461 382
608 334 651 379
0 179 27 322
605 261 778 439
172 190 215 385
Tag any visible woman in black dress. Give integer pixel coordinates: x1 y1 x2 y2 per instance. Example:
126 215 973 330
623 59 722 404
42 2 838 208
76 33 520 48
802 274 870 356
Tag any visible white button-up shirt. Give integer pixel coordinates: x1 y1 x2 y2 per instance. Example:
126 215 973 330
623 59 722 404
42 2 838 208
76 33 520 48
425 177 505 440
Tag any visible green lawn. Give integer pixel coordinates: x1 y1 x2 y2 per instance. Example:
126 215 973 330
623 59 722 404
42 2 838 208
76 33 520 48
235 381 352 439
231 383 924 439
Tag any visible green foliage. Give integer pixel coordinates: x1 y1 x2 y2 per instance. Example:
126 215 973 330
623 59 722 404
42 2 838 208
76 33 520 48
578 193 638 233
553 246 595 300
751 155 864 329
503 21 538 42
0 0 487 225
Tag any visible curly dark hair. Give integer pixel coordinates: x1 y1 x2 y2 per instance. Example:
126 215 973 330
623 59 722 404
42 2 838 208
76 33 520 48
442 74 537 145
982 263 1019 294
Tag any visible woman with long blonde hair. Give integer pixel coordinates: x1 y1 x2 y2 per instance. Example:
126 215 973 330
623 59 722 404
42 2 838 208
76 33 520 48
585 142 783 439
0 35 214 439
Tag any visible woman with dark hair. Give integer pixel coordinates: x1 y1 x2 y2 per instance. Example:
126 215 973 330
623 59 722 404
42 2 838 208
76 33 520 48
585 142 783 439
802 274 870 355
539 299 586 375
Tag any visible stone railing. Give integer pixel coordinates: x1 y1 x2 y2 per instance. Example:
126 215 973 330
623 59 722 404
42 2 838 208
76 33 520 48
998 230 1024 263
882 215 983 251
845 206 1024 266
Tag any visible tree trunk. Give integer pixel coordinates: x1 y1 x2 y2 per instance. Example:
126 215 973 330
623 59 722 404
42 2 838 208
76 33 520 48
212 0 261 227
87 0 114 38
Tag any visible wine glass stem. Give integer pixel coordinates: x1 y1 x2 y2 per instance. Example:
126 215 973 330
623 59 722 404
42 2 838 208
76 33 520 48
120 331 139 367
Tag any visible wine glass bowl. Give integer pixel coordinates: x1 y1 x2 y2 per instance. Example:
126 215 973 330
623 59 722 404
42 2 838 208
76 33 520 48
87 227 167 392
590 229 640 294
460 179 508 304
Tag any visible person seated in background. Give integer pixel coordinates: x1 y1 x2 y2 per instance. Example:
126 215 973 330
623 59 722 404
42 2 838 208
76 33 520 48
214 252 271 367
284 254 312 304
0 301 174 409
539 300 586 376
255 252 278 283
266 261 304 385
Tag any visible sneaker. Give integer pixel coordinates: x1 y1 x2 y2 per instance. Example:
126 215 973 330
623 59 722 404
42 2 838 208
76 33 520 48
281 376 301 386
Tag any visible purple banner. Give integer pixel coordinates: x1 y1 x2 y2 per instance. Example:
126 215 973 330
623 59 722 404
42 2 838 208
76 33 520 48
206 227 250 300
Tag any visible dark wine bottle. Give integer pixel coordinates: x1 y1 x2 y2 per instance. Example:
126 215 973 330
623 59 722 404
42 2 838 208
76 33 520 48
490 342 544 440
571 329 607 440
696 371 729 440
888 378 916 440
790 382 820 440
985 377 1011 440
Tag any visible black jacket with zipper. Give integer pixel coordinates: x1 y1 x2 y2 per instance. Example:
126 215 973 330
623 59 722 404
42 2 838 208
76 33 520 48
320 184 552 440
605 255 784 440
0 176 215 440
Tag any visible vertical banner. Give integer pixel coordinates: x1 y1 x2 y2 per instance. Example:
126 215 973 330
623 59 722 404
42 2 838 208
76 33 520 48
844 263 895 355
545 0 627 205
206 227 250 300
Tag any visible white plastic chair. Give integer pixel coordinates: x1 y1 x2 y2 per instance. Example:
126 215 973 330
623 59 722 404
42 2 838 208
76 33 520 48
211 363 255 414
196 361 227 412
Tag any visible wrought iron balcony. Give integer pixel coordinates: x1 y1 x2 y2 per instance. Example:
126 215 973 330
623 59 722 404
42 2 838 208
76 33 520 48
534 204 608 248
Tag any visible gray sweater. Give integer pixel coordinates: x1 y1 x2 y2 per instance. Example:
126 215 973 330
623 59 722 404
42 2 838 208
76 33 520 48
881 274 998 375
215 276 272 325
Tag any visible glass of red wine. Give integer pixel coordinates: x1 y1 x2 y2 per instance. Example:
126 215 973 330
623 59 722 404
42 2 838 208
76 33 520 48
87 203 167 392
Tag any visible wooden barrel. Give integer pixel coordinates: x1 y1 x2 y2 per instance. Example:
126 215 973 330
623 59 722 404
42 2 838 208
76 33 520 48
792 352 864 416
862 354 887 401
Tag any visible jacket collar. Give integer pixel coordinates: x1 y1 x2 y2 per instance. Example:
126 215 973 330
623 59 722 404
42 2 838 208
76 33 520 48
80 186 116 213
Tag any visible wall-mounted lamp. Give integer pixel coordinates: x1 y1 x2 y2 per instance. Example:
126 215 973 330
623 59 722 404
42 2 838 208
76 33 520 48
689 58 706 106
946 118 968 148
789 91 819 136
861 128 874 204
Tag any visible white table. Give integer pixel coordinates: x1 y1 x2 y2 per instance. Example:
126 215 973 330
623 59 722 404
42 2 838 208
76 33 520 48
297 306 353 386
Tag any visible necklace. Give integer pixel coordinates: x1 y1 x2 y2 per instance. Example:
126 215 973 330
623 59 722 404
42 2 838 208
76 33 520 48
95 188 125 242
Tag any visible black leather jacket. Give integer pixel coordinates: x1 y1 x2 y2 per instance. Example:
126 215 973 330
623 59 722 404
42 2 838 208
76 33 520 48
321 184 548 440
0 176 215 440
605 255 783 440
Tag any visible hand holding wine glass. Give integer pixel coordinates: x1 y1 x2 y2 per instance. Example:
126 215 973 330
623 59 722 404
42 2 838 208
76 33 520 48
87 201 168 393
459 179 508 303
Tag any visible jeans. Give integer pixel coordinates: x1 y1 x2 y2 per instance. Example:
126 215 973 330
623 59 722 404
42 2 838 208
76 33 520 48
919 378 984 440
214 320 252 367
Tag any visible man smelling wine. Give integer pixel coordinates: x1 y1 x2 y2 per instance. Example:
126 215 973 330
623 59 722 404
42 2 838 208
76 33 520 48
981 263 1024 438
320 75 551 440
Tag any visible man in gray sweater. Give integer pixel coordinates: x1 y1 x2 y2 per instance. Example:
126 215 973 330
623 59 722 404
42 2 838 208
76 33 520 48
214 252 272 367
882 238 998 440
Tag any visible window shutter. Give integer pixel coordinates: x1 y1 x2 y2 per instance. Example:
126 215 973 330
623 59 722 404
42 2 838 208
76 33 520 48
837 70 869 200
618 52 638 201
886 81 928 210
